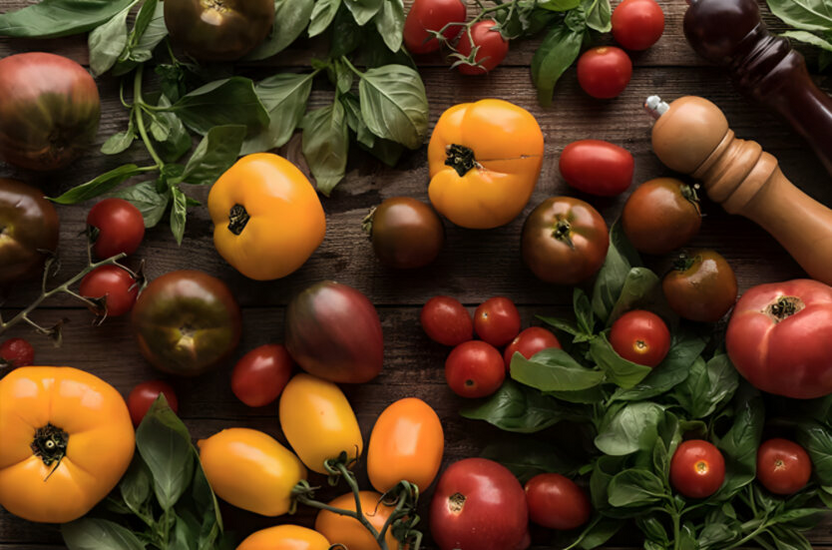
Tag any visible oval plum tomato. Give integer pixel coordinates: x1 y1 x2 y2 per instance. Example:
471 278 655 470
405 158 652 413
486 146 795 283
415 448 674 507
236 525 330 550
524 473 591 531
559 140 634 196
87 198 145 259
404 0 467 54
456 20 509 75
315 491 399 550
577 46 633 99
127 380 179 427
504 327 561 371
612 0 665 51
670 440 725 499
231 344 294 408
0 338 34 369
609 310 671 367
367 197 444 269
445 341 505 398
474 297 521 347
663 250 738 323
622 178 701 255
80 265 139 317
756 439 812 495
430 458 529 550
421 296 474 346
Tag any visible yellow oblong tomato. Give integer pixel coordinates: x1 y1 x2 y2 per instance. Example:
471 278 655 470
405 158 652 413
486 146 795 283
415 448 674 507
428 99 544 229
278 373 363 474
236 525 330 550
0 366 134 523
197 427 306 516
208 153 326 281
315 491 399 550
367 397 444 494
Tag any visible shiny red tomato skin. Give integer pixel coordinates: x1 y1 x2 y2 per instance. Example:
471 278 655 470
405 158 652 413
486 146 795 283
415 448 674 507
456 20 509 75
404 0 467 54
612 0 665 51
609 310 671 367
726 279 832 399
577 47 633 99
559 140 635 196
430 458 530 550
421 296 474 346
231 344 294 408
80 265 139 317
670 440 725 499
524 473 591 531
0 338 34 368
756 439 812 495
445 341 505 398
474 297 521 347
503 327 561 371
127 380 179 427
87 198 146 259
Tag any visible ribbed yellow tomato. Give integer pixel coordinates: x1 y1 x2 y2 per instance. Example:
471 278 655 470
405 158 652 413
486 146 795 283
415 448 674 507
315 491 399 550
279 373 363 474
236 525 330 550
0 366 134 523
198 428 306 516
367 397 444 493
208 153 326 281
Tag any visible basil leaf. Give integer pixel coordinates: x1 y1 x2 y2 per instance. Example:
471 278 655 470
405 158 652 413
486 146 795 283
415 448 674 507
798 421 832 485
531 24 584 106
547 385 608 404
572 517 623 550
119 456 152 517
309 0 342 37
110 181 170 228
242 73 314 154
182 125 246 186
246 0 315 60
538 315 583 338
101 122 136 155
589 333 653 389
0 0 137 38
714 384 765 500
302 100 349 195
481 439 578 482
767 0 832 32
51 164 145 204
782 29 832 52
583 0 612 32
374 0 404 51
592 220 642 322
595 402 665 456
607 469 665 507
88 5 131 76
169 186 189 245
152 95 192 163
330 4 363 57
573 288 595 335
511 348 606 392
173 77 269 135
360 136 405 167
357 64 429 149
590 455 626 511
540 0 582 10
341 92 376 147
344 0 383 25
673 353 739 419
62 518 146 550
607 267 662 326
113 0 167 75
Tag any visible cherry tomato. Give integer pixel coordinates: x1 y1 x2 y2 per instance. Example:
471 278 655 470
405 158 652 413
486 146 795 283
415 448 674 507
612 0 665 51
79 265 139 317
367 197 444 269
559 140 634 197
503 327 561 371
231 344 294 408
474 297 521 347
87 198 145 259
421 296 474 347
622 178 701 255
577 46 633 99
756 439 812 495
663 250 738 323
127 380 179 427
404 0 467 54
524 473 591 531
456 20 509 75
445 341 505 398
670 440 725 499
609 310 671 367
0 338 34 368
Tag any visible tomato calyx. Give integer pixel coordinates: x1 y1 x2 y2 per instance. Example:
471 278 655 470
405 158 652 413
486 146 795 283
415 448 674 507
766 296 805 322
445 143 480 176
31 423 68 474
681 183 702 213
672 252 698 272
448 491 466 513
361 207 377 237
552 219 575 250
227 204 250 236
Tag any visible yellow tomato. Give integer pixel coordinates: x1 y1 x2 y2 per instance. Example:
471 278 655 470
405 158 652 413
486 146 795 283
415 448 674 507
428 99 544 229
367 397 444 494
236 525 330 550
279 373 363 474
0 366 134 523
314 491 399 550
208 153 326 281
197 428 306 516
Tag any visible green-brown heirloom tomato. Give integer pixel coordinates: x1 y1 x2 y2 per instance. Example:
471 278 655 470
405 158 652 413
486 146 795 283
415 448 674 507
365 197 444 269
622 177 701 255
132 270 242 376
0 179 59 287
521 197 609 285
164 0 275 61
663 250 738 323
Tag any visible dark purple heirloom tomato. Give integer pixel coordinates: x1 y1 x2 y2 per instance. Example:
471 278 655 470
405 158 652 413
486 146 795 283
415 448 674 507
0 179 59 287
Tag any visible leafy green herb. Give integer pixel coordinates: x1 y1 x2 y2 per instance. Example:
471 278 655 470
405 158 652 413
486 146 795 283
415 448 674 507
246 0 316 60
110 182 170 228
673 353 739 419
592 220 642 323
173 77 269 136
594 401 665 456
302 100 350 196
480 439 579 482
531 24 584 106
589 333 653 389
242 72 317 155
511 348 606 392
0 0 137 38
88 6 132 76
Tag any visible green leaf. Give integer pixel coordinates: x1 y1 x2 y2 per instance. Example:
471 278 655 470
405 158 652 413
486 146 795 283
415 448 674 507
101 124 136 155
335 60 355 94
374 0 404 51
574 288 595 335
245 0 315 60
357 63 429 149
511 348 606 392
540 0 582 10
113 0 167 74
309 0 342 36
589 333 653 389
330 4 363 56
715 384 765 499
0 0 137 38
62 518 146 550
110 181 170 228
592 220 642 323
152 95 192 163
607 469 665 507
782 29 832 51
88 5 131 76
590 455 626 510
344 0 383 25
673 353 739 419
302 101 349 195
531 24 584 107
119 455 152 516
573 517 623 549
595 401 665 456
607 267 662 325
798 422 832 485
341 92 375 146
766 0 832 32
547 385 608 404
181 125 247 186
583 0 612 32
243 73 314 155
173 77 270 136
51 164 145 204
538 315 583 339
169 186 189 245
480 439 579 482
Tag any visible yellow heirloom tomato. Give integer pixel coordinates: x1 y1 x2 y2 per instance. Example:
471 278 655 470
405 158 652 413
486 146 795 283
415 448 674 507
0 366 134 523
197 427 306 516
428 99 544 229
207 153 326 281
236 525 330 550
315 491 399 550
279 373 363 474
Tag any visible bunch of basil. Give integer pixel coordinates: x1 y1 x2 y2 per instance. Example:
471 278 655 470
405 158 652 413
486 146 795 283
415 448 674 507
766 0 832 70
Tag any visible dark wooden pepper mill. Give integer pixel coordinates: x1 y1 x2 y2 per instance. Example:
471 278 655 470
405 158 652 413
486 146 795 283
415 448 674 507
684 0 832 176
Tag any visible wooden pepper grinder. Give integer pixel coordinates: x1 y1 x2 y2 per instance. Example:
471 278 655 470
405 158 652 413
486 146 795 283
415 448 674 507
646 95 832 285
684 0 832 176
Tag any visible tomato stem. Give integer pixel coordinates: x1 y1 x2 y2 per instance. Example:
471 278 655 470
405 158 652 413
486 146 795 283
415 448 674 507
672 252 697 272
445 144 479 177
361 207 377 237
133 65 165 169
552 219 575 250
681 183 702 216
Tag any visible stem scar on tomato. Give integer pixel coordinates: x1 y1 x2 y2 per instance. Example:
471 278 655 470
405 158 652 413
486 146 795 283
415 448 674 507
445 144 480 176
228 204 250 236
766 296 805 322
552 219 575 250
696 460 709 474
30 423 69 480
448 492 466 513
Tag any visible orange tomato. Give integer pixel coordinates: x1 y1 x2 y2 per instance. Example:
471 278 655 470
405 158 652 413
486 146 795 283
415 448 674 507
236 525 330 550
315 491 399 550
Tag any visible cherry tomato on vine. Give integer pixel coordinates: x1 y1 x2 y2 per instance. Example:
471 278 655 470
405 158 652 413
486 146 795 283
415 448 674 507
421 296 474 347
559 140 634 197
577 46 633 99
404 0 467 54
456 20 509 75
609 310 671 367
622 178 701 255
474 297 521 347
503 327 561 371
670 440 725 499
80 265 139 317
87 198 145 259
663 250 738 323
612 0 665 51
756 439 812 495
232 344 294 408
127 380 179 427
524 473 591 531
445 341 505 398
0 338 34 368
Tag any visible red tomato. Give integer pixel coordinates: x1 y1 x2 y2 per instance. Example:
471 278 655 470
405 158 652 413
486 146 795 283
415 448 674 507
524 473 591 531
577 47 633 99
612 0 665 51
456 20 509 75
559 140 634 196
474 297 521 347
670 440 725 499
503 327 561 371
127 380 179 427
430 458 530 550
756 438 812 495
231 344 294 407
445 341 505 398
726 279 832 399
421 296 474 346
609 310 671 367
0 338 34 368
87 198 145 259
404 0 467 54
79 265 139 317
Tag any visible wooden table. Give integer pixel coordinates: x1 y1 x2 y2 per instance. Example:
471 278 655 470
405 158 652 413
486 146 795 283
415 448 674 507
3 1 832 548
